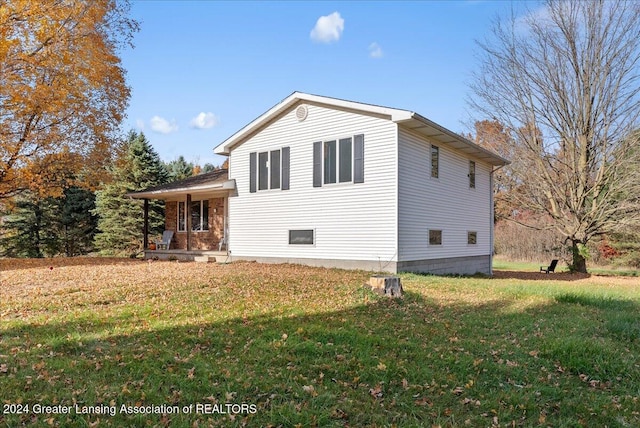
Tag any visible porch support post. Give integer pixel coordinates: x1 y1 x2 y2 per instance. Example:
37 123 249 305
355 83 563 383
143 198 149 250
186 193 192 251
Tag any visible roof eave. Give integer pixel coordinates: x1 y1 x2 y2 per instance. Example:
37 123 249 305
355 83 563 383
127 179 236 199
397 113 510 166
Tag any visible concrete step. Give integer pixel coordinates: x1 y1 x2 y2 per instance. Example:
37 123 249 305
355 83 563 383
194 256 216 263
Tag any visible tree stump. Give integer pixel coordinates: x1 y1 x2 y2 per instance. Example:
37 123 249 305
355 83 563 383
368 275 403 298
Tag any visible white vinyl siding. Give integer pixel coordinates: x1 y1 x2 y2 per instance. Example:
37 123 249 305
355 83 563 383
398 128 492 261
227 103 398 262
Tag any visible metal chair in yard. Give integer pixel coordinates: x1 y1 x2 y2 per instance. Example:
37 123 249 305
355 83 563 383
540 259 559 274
155 230 174 250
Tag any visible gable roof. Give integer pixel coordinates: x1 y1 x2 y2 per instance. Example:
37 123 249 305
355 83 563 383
213 92 509 166
127 169 233 199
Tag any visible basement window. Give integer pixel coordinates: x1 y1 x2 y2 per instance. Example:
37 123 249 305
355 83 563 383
289 229 314 245
429 229 442 245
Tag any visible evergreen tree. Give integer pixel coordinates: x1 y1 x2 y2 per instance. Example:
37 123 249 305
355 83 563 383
165 156 194 182
201 163 217 173
59 187 98 256
93 131 168 256
0 187 96 257
0 194 50 257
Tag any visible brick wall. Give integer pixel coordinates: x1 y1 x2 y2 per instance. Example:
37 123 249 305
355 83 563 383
163 197 225 250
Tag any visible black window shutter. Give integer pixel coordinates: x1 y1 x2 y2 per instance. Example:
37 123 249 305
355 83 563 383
249 152 257 193
281 147 290 190
313 141 322 187
354 134 364 183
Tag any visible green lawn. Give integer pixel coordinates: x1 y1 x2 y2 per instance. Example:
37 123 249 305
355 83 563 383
494 257 640 277
1 258 639 427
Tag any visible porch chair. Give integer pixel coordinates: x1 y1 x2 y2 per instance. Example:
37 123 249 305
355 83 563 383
540 259 558 274
155 230 174 250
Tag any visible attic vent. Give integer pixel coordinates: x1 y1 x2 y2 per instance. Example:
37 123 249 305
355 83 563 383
295 105 308 122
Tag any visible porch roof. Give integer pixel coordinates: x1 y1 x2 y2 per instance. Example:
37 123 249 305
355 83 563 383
127 169 235 199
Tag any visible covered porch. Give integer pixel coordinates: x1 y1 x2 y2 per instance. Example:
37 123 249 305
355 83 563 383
145 249 231 263
127 169 235 260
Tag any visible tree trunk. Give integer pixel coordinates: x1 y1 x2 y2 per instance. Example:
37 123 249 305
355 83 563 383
571 239 588 273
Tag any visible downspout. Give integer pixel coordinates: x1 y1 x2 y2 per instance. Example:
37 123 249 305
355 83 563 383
489 165 506 275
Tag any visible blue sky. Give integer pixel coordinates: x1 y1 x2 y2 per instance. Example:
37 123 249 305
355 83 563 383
120 1 533 167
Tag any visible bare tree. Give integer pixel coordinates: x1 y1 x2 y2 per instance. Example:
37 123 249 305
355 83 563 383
469 0 640 273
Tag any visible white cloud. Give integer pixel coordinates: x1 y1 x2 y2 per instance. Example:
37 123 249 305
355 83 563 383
310 12 344 43
369 42 383 58
189 112 219 129
149 116 178 134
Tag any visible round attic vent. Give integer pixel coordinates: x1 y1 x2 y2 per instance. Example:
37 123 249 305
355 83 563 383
295 105 308 122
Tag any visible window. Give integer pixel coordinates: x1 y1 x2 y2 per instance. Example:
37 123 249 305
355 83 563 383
469 161 476 189
258 152 269 190
313 134 364 187
467 231 477 245
289 229 314 245
324 140 337 184
249 147 290 192
270 150 280 189
431 145 439 178
177 200 209 232
339 138 352 182
429 229 442 245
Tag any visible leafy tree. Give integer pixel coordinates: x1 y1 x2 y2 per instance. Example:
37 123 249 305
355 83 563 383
469 0 640 273
0 0 138 199
93 131 168 256
201 159 228 173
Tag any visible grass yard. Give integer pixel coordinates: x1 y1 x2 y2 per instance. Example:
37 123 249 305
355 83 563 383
1 258 639 427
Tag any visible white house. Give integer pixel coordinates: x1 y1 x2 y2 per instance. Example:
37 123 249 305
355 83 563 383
132 92 508 274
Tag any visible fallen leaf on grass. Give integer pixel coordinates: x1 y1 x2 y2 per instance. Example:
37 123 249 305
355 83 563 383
302 385 317 397
414 396 432 406
369 384 383 399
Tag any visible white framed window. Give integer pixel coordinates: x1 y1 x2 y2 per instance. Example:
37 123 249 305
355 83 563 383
249 147 290 192
323 138 353 184
313 135 364 187
467 231 477 245
429 229 442 245
431 145 439 178
177 200 209 232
